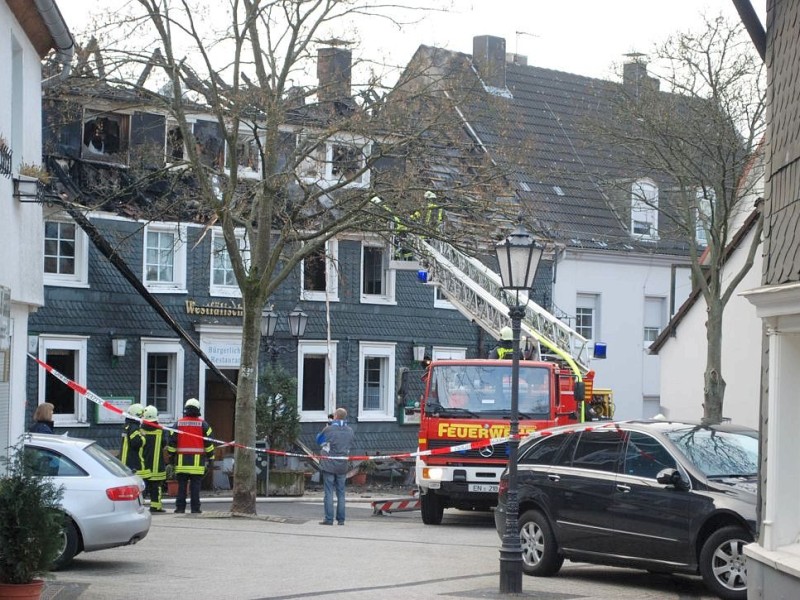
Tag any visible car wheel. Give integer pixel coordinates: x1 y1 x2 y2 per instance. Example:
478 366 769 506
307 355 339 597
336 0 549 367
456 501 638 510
52 519 80 570
519 509 563 576
699 525 752 600
420 491 444 525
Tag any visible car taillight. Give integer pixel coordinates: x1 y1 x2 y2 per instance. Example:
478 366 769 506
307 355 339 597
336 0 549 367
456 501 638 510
498 478 508 498
107 485 141 501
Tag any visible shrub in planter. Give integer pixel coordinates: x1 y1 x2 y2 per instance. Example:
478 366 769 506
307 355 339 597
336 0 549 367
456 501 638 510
0 441 64 586
255 365 301 469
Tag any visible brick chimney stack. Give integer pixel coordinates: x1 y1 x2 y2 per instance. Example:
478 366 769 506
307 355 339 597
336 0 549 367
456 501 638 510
317 47 352 103
623 55 660 97
472 35 506 89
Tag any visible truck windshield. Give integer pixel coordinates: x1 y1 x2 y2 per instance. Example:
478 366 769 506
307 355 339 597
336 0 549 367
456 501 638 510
426 364 550 418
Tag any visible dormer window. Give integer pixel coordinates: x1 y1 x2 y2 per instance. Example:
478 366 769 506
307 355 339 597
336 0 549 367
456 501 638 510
631 179 658 239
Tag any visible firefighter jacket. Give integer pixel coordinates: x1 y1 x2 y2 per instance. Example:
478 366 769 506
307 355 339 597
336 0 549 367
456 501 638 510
120 419 145 473
139 423 166 481
490 343 514 360
166 416 215 475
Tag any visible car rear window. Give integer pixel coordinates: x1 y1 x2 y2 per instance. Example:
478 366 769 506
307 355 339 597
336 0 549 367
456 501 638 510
84 442 136 477
25 446 87 477
665 428 758 477
568 430 624 472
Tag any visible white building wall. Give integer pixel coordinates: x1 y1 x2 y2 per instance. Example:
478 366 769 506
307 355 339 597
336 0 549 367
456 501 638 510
553 250 691 420
658 228 762 428
0 2 48 451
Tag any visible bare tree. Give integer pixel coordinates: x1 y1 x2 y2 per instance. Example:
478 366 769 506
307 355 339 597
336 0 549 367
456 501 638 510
594 15 766 424
54 0 508 513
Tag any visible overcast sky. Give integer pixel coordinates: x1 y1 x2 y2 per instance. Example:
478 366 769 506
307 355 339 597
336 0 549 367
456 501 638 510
60 0 765 84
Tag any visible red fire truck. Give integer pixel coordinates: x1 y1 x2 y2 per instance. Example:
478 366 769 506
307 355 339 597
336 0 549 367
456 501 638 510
414 358 593 525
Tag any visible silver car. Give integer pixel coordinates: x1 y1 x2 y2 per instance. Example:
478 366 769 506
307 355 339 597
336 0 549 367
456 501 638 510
24 433 151 569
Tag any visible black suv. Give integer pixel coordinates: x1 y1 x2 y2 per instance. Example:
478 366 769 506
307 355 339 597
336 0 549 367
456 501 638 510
494 420 758 600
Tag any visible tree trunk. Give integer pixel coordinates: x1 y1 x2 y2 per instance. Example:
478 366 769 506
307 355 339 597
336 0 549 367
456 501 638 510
230 293 261 514
703 304 726 424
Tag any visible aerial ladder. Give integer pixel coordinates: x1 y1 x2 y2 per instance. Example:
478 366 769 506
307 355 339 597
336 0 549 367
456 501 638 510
406 235 591 381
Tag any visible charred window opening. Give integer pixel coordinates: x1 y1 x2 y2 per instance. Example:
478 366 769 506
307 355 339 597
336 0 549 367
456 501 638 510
331 144 360 178
82 112 129 162
167 126 184 161
193 120 224 169
303 247 327 292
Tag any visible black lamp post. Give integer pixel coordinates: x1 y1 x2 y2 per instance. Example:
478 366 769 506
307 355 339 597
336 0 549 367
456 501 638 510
260 306 308 363
495 221 542 594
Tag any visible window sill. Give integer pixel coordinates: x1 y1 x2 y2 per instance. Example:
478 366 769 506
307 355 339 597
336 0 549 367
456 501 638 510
209 287 242 298
356 415 396 422
301 291 339 302
44 280 90 289
145 286 188 294
360 297 397 306
745 542 800 581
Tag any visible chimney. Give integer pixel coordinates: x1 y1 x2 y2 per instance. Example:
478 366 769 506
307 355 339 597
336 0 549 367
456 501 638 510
623 55 660 97
317 47 352 103
473 35 506 89
506 52 527 66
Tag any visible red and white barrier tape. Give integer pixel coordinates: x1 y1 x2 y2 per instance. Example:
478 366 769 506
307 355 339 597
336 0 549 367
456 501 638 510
28 354 553 463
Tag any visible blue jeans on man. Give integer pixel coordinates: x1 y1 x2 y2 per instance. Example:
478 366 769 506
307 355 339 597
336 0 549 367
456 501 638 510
322 471 347 524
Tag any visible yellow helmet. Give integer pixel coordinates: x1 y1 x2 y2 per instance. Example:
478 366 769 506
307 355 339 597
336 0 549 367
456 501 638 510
500 326 513 341
127 403 144 418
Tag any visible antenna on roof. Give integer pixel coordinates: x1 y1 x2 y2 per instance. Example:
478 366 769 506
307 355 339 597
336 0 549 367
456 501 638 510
514 31 538 56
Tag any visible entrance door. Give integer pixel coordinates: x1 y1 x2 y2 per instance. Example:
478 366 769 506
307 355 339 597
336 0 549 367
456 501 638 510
204 369 238 460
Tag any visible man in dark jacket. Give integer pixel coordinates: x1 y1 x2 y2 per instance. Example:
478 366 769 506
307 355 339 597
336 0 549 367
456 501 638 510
316 407 354 525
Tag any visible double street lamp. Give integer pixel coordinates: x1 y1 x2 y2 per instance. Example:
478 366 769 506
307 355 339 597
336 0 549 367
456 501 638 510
260 306 308 363
495 221 543 594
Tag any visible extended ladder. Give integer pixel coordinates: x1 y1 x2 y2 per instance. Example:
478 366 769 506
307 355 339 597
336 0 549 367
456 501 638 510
408 236 591 378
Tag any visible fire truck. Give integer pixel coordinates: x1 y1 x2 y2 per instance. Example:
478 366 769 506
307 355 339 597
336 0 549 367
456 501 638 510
415 359 593 524
399 236 606 525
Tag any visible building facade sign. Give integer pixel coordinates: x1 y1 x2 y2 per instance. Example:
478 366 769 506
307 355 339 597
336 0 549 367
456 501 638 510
185 299 243 317
201 340 242 368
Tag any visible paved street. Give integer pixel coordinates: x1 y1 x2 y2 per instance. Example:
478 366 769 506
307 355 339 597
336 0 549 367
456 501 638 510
43 493 717 600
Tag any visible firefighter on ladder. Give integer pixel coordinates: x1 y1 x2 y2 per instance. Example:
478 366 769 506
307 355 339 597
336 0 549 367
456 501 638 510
489 326 514 359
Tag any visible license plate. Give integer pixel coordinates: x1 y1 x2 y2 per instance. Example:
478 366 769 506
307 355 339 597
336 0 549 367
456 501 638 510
468 483 499 493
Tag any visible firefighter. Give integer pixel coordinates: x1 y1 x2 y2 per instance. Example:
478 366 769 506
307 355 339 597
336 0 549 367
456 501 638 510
166 398 215 514
489 326 514 359
120 403 145 474
140 405 167 513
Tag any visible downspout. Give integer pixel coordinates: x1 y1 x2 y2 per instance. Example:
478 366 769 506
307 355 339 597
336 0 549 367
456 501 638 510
731 0 766 61
35 0 75 87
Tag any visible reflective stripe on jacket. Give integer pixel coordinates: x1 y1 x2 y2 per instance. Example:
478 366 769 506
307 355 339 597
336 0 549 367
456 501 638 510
166 417 215 475
140 425 166 480
121 420 145 472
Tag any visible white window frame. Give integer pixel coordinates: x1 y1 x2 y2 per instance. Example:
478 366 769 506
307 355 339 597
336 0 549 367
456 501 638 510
43 214 89 288
300 239 339 302
358 342 396 421
210 228 249 298
297 340 338 422
631 179 659 239
37 335 89 427
143 223 187 293
225 126 262 179
434 287 455 310
695 187 715 246
140 338 185 423
643 296 666 347
360 242 396 305
297 133 371 189
576 293 599 342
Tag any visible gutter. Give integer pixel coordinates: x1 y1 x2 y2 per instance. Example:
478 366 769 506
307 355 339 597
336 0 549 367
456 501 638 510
34 0 75 87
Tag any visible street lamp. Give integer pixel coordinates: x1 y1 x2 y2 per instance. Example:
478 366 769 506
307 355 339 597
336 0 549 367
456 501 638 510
495 221 542 594
260 306 308 363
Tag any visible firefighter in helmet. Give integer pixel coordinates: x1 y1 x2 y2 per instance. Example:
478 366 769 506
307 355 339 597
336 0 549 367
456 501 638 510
489 326 514 359
120 403 145 473
140 405 167 513
166 398 215 514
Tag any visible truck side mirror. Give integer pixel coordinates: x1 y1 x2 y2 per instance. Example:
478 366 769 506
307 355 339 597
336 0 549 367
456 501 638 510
574 381 585 403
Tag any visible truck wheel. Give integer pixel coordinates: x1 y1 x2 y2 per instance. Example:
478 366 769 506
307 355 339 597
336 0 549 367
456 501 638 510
421 491 444 525
699 525 751 600
52 519 81 570
519 509 563 576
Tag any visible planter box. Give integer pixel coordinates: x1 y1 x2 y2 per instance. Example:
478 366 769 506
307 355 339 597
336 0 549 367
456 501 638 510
263 470 305 497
